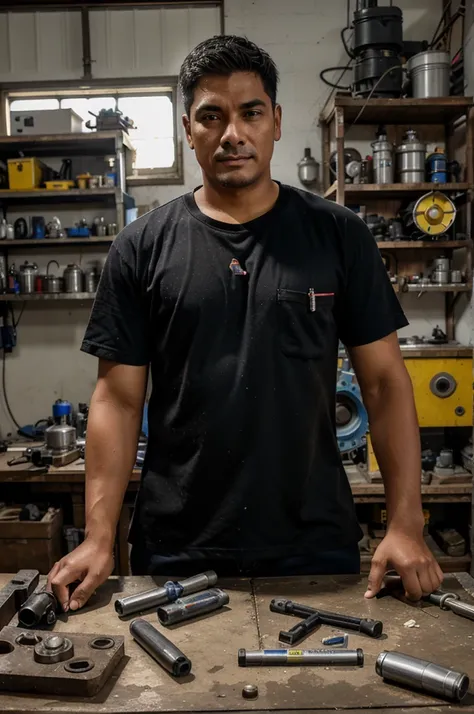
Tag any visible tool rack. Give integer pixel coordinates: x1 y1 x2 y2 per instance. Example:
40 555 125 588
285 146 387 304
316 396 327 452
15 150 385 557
319 95 474 341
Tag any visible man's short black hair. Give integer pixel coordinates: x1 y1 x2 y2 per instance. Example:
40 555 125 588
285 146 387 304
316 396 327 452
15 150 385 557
179 35 279 116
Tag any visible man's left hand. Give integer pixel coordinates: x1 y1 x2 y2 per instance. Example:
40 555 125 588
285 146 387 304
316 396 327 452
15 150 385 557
364 529 444 600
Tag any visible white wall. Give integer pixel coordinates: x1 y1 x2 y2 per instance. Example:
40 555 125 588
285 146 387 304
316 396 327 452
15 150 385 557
0 0 464 437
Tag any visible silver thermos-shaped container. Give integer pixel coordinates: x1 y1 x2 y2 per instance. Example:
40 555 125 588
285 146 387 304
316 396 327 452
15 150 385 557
371 127 394 184
63 264 83 293
18 261 38 294
396 129 426 183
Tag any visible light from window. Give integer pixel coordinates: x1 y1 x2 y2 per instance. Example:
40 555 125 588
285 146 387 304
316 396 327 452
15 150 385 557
118 96 174 169
10 99 59 111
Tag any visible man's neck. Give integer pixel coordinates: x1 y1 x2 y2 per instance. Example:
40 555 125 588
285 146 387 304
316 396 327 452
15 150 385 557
194 176 279 224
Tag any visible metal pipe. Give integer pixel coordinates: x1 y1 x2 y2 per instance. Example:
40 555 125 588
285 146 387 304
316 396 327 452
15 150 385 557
115 570 217 618
376 651 469 702
279 612 321 645
239 648 364 667
18 590 58 628
158 588 229 626
270 598 383 638
81 6 92 81
129 619 191 677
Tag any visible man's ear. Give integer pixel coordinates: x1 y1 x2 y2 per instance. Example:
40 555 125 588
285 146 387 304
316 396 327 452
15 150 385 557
182 114 194 150
274 104 282 142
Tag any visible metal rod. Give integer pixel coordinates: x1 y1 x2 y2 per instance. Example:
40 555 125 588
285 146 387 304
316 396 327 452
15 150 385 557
115 570 217 618
270 598 383 638
376 651 469 702
18 590 58 628
81 6 92 81
129 619 191 677
158 588 229 626
239 648 364 667
279 612 321 645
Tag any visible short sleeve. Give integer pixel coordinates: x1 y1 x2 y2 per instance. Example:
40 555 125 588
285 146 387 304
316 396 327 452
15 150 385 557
81 244 150 366
336 215 408 347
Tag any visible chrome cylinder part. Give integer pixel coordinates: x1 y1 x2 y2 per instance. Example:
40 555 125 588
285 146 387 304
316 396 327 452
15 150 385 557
376 651 469 702
34 635 74 664
115 570 217 617
431 269 449 284
18 590 58 628
157 588 229 626
396 130 426 183
239 648 364 667
45 424 76 453
451 270 462 283
443 597 474 622
433 257 450 271
408 51 450 98
130 618 191 677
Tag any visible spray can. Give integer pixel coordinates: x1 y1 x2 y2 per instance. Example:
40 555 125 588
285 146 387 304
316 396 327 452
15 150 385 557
427 147 447 183
371 126 394 184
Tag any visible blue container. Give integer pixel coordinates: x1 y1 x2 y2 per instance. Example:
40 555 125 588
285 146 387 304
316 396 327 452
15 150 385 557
427 149 447 183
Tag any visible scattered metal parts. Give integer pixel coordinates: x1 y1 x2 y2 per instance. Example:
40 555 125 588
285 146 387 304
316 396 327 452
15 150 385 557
242 684 259 699
376 651 469 702
158 588 229 626
270 598 383 638
130 618 191 677
403 619 419 628
34 635 74 664
115 570 218 618
322 634 348 647
238 648 364 667
18 589 58 628
0 570 39 630
279 611 320 645
0 626 125 697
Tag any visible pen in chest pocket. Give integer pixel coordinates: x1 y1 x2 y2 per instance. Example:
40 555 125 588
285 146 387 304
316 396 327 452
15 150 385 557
308 288 335 312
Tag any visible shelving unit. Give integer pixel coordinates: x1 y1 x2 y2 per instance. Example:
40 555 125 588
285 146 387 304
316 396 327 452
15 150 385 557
319 95 474 341
0 293 95 301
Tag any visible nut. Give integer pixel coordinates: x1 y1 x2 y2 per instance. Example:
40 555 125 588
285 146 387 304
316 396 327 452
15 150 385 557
242 684 259 699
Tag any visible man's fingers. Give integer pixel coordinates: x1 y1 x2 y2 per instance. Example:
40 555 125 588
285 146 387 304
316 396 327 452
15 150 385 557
365 557 387 598
416 565 434 597
399 568 423 601
68 575 97 611
50 564 79 611
46 561 61 591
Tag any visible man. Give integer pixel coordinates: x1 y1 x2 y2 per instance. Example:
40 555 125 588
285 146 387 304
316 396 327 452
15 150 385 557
48 35 443 613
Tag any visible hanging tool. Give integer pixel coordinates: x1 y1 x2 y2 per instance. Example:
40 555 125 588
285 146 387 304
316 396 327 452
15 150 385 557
270 598 383 638
115 570 217 618
129 619 191 677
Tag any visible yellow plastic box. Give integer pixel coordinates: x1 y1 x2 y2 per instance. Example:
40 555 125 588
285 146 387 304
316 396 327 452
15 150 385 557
7 157 44 190
44 180 75 190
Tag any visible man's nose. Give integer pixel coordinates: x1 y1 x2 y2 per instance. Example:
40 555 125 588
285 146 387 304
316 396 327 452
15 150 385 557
220 120 245 148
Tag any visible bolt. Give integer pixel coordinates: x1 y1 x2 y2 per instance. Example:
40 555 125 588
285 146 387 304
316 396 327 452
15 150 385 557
242 684 259 700
44 636 64 650
46 610 56 625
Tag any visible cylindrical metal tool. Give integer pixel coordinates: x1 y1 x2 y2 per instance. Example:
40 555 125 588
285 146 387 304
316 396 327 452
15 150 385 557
115 570 217 617
376 651 469 702
239 648 364 667
371 127 394 184
158 588 229 626
270 598 383 638
279 612 321 645
427 590 474 622
18 590 58 628
407 51 450 98
396 129 426 184
130 618 191 677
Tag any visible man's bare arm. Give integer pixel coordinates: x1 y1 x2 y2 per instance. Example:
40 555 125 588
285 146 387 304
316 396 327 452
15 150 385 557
349 333 443 599
48 359 147 611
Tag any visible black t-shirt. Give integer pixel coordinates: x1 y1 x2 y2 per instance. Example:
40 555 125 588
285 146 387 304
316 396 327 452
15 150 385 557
81 183 408 558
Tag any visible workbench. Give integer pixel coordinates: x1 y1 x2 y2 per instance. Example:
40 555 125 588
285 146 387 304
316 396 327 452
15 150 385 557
1 572 474 713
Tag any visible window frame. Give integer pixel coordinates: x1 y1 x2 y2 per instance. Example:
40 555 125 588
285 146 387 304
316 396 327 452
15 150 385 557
1 76 184 186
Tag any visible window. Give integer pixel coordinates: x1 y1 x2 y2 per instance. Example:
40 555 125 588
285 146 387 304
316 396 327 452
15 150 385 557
8 83 182 185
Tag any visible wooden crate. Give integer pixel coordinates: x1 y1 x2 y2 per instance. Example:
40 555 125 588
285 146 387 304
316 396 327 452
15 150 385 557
0 507 63 574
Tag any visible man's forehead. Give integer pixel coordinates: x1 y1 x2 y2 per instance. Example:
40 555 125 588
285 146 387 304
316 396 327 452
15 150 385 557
193 72 267 103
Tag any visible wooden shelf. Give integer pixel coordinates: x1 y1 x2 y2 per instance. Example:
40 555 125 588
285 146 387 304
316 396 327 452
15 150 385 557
324 182 470 200
0 188 121 202
0 237 115 248
405 283 472 293
351 481 472 503
0 292 95 301
320 96 473 125
378 240 470 249
0 130 135 158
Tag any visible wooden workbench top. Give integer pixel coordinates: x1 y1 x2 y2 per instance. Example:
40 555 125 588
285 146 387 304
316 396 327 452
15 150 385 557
0 573 473 713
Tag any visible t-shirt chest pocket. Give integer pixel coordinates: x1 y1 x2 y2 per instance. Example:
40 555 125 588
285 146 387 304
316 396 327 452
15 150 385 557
276 287 335 359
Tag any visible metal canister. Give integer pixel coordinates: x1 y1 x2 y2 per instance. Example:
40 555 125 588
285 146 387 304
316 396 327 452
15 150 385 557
107 223 117 237
433 257 450 271
432 270 449 284
18 261 38 294
396 129 426 183
427 148 447 183
63 264 83 293
371 127 394 184
407 51 450 98
0 255 6 293
84 268 99 293
359 158 373 184
44 275 62 293
451 270 462 283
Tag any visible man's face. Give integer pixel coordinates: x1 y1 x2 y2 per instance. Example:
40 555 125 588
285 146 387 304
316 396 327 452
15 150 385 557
183 72 281 189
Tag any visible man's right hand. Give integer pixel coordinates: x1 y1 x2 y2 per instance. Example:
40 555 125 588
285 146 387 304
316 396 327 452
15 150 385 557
47 539 114 612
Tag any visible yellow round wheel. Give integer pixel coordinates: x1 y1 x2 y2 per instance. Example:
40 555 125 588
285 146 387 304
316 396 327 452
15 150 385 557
413 191 456 236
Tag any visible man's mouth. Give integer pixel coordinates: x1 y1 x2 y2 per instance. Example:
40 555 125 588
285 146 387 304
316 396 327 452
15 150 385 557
217 156 252 166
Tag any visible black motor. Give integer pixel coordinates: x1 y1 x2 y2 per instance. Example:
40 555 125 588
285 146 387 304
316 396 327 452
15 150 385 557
352 0 403 98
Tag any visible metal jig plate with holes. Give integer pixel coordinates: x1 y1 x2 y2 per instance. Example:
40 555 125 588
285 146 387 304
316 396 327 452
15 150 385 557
0 627 125 697
0 571 39 630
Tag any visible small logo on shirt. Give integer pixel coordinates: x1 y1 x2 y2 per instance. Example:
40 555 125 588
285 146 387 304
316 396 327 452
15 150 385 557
229 258 247 276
